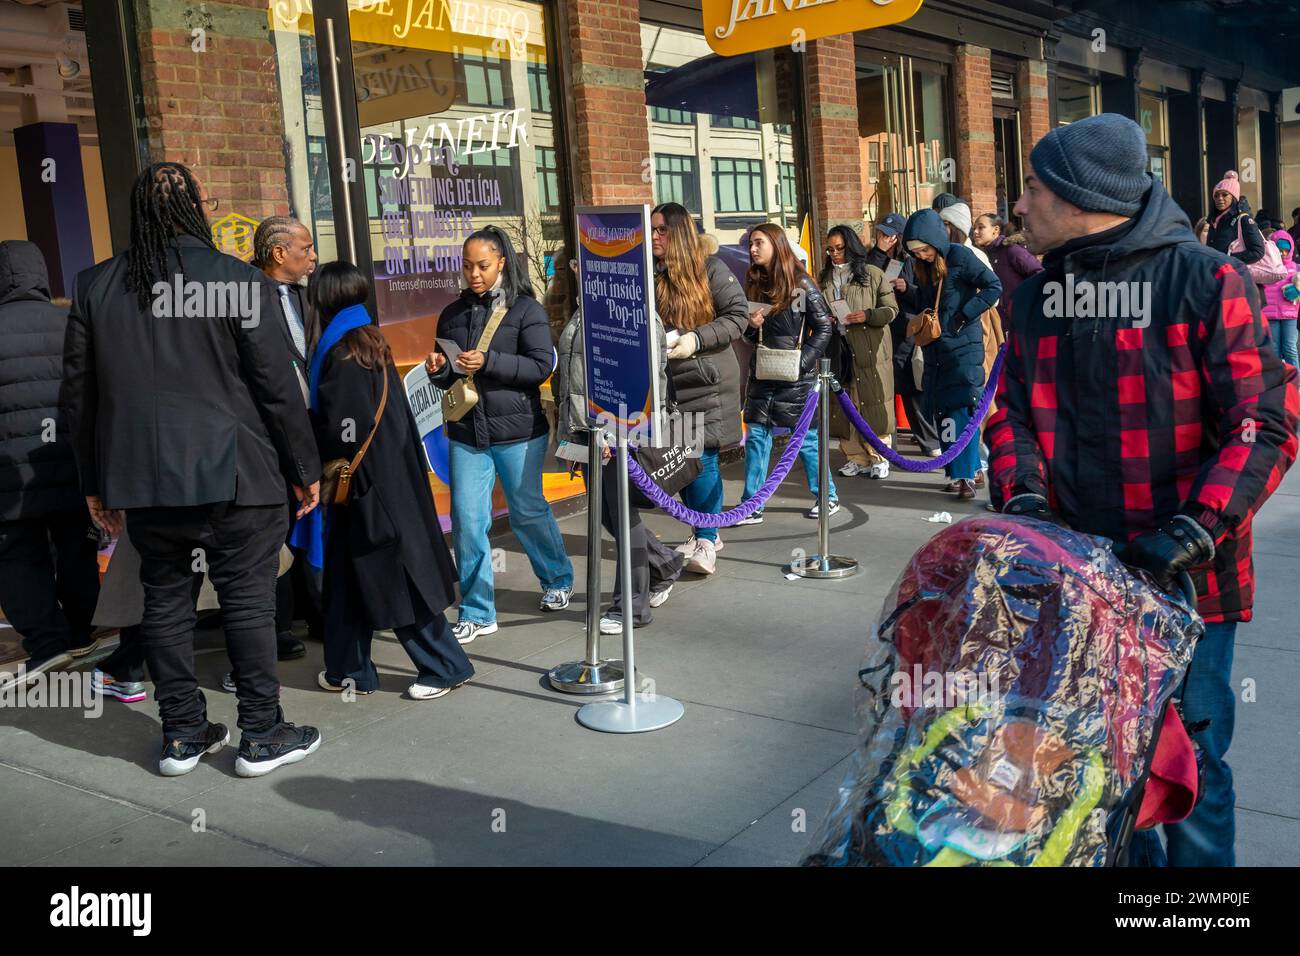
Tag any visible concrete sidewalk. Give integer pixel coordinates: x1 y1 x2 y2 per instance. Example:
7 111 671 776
1 450 1297 866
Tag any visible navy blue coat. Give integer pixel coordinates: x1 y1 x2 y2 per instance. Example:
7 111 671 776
901 210 1002 417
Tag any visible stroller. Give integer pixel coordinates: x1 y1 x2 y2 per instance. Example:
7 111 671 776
804 515 1204 867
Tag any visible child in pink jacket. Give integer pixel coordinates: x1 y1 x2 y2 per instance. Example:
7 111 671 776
1265 229 1299 368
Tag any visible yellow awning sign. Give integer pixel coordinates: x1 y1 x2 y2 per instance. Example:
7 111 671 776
703 0 925 57
269 0 546 58
210 213 259 262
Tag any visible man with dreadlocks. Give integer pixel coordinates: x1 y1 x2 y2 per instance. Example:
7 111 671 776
63 163 325 779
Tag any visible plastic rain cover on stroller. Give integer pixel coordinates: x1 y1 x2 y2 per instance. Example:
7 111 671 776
803 515 1203 867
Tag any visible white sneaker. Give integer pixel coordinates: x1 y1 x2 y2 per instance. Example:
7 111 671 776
453 620 498 645
648 584 673 608
599 616 624 635
677 535 723 555
839 461 869 477
869 461 890 479
806 499 842 519
408 682 461 701
685 538 717 575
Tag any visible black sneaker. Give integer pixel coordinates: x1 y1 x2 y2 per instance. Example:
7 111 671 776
734 507 764 526
235 722 322 778
159 723 230 777
276 632 306 660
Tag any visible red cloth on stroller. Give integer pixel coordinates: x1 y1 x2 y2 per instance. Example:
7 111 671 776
1137 705 1199 829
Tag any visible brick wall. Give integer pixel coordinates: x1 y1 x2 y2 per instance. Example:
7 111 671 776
804 35 864 239
134 0 290 226
1018 58 1051 207
953 44 997 219
562 0 652 206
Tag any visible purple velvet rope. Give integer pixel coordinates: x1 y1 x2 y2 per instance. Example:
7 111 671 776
625 384 821 528
833 344 1008 473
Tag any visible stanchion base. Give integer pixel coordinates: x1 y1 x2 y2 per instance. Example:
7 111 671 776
546 660 626 695
787 555 860 579
576 696 685 733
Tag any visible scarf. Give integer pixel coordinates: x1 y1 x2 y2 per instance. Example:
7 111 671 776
290 303 375 570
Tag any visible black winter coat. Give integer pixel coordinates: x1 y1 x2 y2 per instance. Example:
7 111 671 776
316 343 457 629
900 210 1002 417
0 241 81 520
743 275 833 429
63 235 320 510
430 288 553 448
1205 207 1264 264
662 255 749 450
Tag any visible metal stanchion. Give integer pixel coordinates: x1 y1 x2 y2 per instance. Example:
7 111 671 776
789 358 859 580
548 432 626 695
577 434 684 733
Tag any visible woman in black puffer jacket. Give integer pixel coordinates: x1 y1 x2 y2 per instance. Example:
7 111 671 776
425 226 573 644
651 202 748 576
736 224 837 524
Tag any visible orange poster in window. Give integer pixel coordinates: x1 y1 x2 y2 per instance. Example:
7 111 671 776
703 0 925 57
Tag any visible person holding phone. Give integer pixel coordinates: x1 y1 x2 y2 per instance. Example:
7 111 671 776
424 226 573 645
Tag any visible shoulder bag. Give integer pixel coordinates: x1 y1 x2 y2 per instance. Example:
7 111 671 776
754 302 804 382
1230 217 1288 285
906 278 943 347
629 371 704 508
443 305 508 423
320 366 389 506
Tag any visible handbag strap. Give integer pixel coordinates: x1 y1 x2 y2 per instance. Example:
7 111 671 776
932 277 944 314
347 364 390 477
474 305 509 352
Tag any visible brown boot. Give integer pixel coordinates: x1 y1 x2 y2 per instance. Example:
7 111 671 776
957 479 977 500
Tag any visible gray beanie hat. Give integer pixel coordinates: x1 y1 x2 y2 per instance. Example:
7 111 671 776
1029 113 1151 216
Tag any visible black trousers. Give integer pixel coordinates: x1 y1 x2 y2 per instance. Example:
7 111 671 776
0 510 100 660
589 462 683 626
127 502 286 739
99 625 147 683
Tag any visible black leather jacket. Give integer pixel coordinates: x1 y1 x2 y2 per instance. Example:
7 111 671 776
742 275 833 429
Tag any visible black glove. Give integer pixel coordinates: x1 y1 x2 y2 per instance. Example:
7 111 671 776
1001 492 1061 526
1122 515 1216 590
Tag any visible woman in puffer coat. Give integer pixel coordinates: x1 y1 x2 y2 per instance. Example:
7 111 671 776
819 224 898 479
1263 228 1299 368
651 202 748 575
900 209 1002 501
1202 171 1265 265
736 224 837 524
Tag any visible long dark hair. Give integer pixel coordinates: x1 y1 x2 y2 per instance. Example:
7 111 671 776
818 225 872 288
464 225 535 307
312 261 390 370
652 201 712 332
126 163 215 310
746 224 807 313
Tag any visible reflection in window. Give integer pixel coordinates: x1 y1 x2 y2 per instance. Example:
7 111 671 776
527 57 551 114
1056 76 1098 126
536 146 561 213
713 158 764 214
459 50 508 107
655 154 701 213
712 114 758 130
642 22 803 247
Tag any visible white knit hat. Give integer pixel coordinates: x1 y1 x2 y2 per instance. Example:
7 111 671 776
939 202 972 239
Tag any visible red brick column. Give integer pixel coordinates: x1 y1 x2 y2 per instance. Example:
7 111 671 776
1018 58 1051 197
953 44 997 217
134 0 290 226
562 0 652 206
804 35 864 238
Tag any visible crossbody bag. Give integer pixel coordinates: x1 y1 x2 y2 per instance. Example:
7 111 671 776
443 305 508 423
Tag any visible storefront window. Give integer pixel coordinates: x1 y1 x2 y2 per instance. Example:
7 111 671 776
856 52 952 220
1056 75 1099 126
1237 107 1262 214
642 22 805 247
1140 90 1170 189
340 0 564 365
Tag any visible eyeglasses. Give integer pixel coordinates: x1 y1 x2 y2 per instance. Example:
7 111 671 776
651 225 669 236
202 197 219 212
826 244 846 254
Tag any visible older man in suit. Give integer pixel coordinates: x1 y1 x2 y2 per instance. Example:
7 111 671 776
64 163 323 778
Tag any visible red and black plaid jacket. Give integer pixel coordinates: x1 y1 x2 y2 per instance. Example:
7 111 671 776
988 180 1298 623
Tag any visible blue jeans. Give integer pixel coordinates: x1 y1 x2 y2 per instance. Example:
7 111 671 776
1273 317 1298 368
449 435 574 625
939 406 981 482
1127 620 1238 867
680 448 721 543
742 423 837 504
